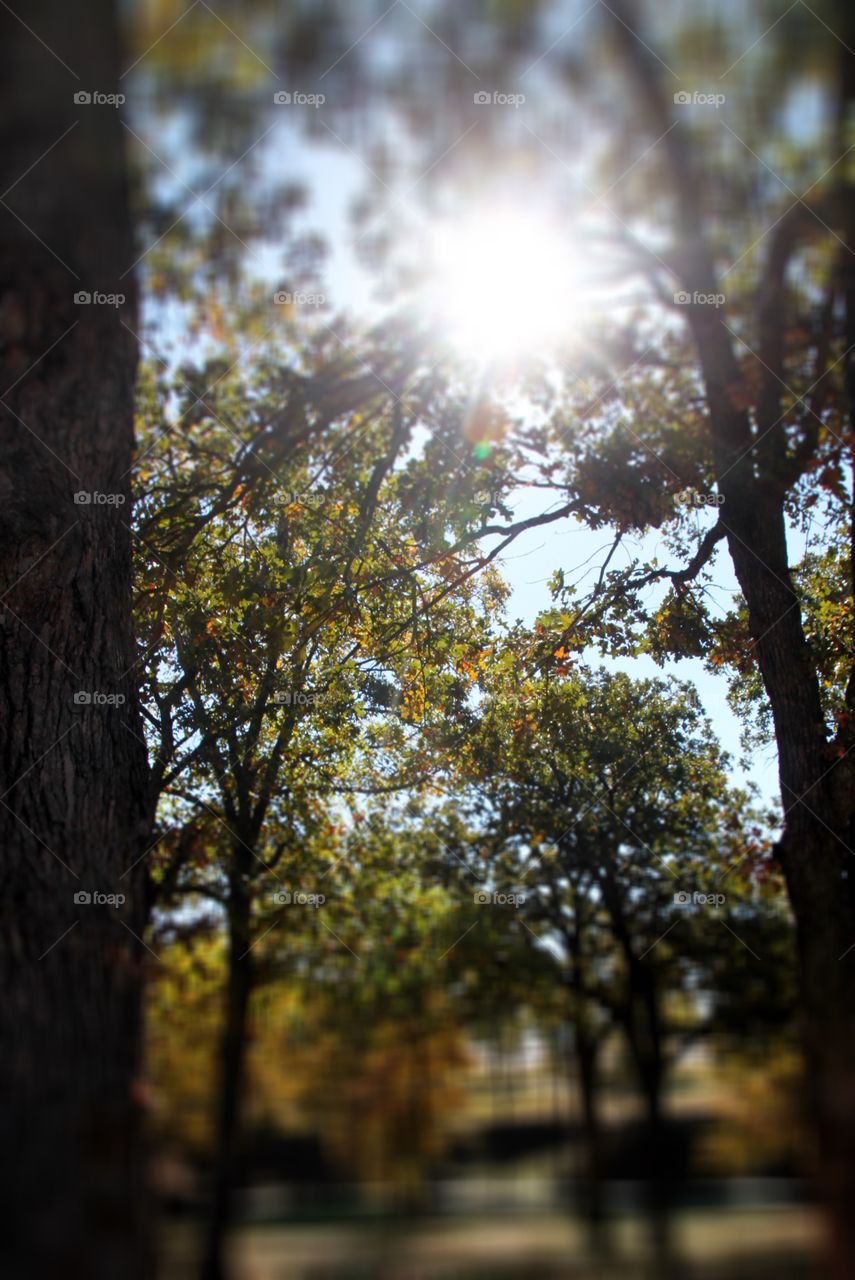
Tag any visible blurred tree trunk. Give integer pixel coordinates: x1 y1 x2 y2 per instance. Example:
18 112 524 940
0 2 151 1277
609 5 855 1271
782 833 855 1279
684 132 855 1280
596 864 677 1275
623 972 674 1276
636 1046 673 1279
575 1033 612 1260
201 847 254 1280
561 919 610 1257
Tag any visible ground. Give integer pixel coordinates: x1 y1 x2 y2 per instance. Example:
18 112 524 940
160 1204 821 1278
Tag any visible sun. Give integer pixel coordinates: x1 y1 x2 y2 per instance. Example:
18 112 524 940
426 205 582 366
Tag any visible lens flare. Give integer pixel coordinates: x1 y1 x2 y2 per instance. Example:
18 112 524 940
428 206 582 364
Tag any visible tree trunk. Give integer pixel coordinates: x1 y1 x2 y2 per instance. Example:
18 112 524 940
609 0 855 1262
665 90 855 1280
575 1034 612 1260
0 3 151 1277
201 859 254 1280
703 368 855 1280
603 3 855 1265
595 864 678 1272
778 827 855 1280
620 967 676 1279
638 1057 675 1279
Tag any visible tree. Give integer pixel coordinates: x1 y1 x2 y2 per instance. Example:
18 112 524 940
318 2 855 1265
146 817 480 1213
459 656 777 1273
0 5 152 1275
133 334 501 1275
564 9 855 1268
0 1 594 1273
276 820 475 1209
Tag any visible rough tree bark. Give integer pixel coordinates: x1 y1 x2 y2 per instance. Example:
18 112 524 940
0 2 151 1276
